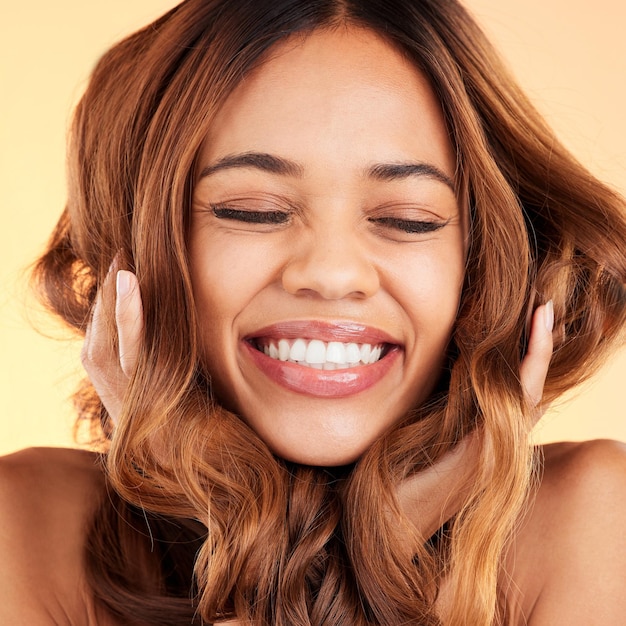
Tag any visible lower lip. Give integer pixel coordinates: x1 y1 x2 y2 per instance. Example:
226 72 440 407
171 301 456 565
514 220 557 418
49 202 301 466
242 341 401 398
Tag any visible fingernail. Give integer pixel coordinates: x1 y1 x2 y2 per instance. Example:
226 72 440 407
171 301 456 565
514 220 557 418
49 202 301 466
116 270 130 297
544 300 554 333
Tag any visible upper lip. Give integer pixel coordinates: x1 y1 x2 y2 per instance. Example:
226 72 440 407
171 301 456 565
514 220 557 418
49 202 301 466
244 320 401 346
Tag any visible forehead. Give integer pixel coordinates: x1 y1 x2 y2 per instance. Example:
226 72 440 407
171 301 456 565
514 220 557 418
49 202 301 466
201 26 456 179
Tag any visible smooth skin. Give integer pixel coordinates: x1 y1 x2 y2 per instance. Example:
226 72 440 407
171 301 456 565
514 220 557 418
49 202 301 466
190 28 467 466
2 26 626 625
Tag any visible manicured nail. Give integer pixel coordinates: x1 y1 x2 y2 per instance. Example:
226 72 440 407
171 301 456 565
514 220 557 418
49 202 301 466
116 270 131 297
544 300 554 333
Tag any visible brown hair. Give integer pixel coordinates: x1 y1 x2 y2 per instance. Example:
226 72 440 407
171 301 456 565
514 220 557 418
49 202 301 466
33 0 626 624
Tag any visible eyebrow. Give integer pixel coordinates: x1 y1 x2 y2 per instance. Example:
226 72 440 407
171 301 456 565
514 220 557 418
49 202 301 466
198 151 455 191
366 162 456 192
198 152 304 178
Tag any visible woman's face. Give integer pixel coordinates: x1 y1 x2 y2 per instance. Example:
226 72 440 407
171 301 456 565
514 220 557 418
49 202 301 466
189 27 467 466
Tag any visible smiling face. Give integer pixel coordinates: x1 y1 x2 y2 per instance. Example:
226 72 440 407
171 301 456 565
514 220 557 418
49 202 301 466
189 27 467 466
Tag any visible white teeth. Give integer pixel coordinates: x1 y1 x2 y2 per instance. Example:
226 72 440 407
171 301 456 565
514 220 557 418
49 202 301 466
278 339 290 361
257 338 388 369
290 338 307 361
369 346 382 363
326 341 346 364
345 342 361 364
305 339 326 364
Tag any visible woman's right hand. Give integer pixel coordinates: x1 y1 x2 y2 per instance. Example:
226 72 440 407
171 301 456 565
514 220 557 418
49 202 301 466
81 267 143 424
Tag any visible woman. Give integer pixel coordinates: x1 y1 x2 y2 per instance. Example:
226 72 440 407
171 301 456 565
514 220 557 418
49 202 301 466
1 0 626 624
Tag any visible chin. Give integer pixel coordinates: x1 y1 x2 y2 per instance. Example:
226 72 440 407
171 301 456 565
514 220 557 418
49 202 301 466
264 433 379 468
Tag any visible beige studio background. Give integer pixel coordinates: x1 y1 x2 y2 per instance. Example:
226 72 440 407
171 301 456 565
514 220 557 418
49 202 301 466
1 0 624 457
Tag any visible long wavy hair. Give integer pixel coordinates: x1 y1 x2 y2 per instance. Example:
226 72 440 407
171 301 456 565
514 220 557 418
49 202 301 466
32 0 626 624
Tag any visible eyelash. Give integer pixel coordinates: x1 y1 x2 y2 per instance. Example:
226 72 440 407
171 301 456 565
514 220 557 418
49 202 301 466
368 216 446 234
211 205 447 234
211 206 289 224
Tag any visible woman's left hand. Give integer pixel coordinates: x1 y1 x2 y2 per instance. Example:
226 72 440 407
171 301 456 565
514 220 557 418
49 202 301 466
396 301 554 539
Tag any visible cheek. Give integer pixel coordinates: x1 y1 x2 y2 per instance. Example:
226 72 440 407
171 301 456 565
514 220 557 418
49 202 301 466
390 242 465 323
188 234 284 387
188 249 242 406
190 235 268 321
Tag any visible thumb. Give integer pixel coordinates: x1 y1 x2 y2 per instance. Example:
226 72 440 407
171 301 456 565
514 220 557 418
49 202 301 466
520 300 554 417
115 270 144 378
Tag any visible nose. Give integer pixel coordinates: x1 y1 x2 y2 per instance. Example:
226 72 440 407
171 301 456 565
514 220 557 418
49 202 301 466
281 228 380 300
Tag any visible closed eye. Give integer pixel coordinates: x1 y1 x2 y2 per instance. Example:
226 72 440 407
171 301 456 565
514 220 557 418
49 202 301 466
211 205 289 224
369 217 448 234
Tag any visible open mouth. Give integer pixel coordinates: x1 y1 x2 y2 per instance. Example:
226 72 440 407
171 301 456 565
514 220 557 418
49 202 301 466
242 326 402 397
249 337 391 370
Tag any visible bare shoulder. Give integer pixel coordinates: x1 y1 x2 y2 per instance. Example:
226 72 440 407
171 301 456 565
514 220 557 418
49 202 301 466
507 439 626 625
0 447 107 624
0 447 105 534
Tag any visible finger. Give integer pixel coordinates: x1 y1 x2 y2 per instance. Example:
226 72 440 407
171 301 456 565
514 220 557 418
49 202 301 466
81 260 127 421
115 270 143 378
81 261 117 368
396 433 479 539
520 300 554 412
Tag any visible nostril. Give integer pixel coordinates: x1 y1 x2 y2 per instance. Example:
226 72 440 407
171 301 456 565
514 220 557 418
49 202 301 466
280 256 380 300
288 287 370 300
